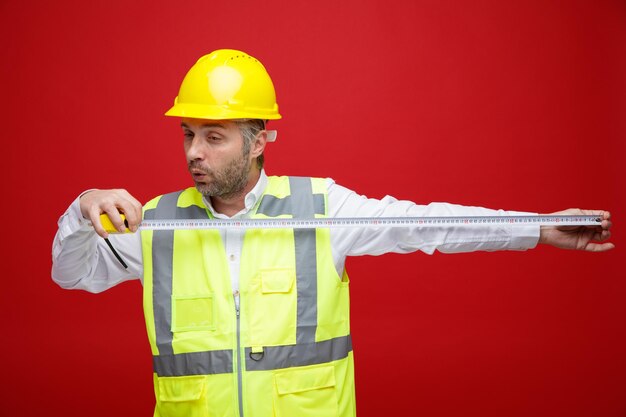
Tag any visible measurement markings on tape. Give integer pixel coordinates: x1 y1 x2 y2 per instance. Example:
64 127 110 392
101 214 601 233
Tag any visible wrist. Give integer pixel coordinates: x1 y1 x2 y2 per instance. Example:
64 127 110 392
539 226 548 245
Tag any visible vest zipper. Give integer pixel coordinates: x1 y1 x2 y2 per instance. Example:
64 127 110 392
235 296 245 417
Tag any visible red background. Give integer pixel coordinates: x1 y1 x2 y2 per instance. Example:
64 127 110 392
1 1 624 416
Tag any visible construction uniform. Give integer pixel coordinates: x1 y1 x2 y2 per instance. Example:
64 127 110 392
51 49 540 417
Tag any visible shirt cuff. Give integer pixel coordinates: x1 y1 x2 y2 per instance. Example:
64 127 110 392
507 211 540 250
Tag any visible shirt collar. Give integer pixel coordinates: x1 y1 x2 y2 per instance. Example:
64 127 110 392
202 170 268 219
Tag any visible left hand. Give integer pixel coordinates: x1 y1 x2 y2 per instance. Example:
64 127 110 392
539 209 614 252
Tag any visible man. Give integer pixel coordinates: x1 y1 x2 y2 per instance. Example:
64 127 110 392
52 49 613 417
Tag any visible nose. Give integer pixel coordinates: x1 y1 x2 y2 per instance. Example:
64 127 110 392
185 135 205 162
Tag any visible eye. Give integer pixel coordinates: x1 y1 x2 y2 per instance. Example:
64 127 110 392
183 131 194 139
207 135 222 142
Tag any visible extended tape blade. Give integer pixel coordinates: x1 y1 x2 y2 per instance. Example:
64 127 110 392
99 214 601 233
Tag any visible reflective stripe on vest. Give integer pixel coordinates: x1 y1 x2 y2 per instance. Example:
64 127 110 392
145 195 209 356
245 334 352 371
153 349 233 376
146 177 352 377
153 335 352 376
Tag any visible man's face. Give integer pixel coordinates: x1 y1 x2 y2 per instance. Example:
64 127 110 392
181 118 252 199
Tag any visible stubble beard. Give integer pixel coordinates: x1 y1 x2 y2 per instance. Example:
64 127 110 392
189 153 252 200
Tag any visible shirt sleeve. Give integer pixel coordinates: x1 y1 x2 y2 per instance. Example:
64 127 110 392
51 195 144 293
327 179 540 269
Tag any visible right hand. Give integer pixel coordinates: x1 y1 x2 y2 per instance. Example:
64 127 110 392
80 189 143 238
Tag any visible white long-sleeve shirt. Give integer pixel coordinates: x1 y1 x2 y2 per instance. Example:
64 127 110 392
51 171 539 294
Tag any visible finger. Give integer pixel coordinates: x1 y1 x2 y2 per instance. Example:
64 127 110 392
600 229 611 241
88 205 109 239
592 230 611 242
114 199 140 232
589 210 612 226
578 210 611 226
585 242 615 252
103 206 128 234
118 190 142 224
116 190 142 232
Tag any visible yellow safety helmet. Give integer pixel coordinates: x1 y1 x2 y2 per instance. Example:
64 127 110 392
165 49 281 120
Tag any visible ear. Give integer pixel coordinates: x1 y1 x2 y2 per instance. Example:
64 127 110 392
250 130 267 159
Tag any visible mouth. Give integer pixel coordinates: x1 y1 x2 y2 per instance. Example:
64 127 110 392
190 168 209 181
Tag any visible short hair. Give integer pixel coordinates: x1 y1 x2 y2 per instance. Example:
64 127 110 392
235 119 266 169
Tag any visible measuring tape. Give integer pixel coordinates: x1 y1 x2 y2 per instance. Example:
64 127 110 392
100 214 601 233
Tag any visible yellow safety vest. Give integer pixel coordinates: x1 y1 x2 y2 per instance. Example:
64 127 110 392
141 176 355 417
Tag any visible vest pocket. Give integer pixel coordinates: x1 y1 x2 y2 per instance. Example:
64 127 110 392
261 269 294 293
273 365 338 417
156 375 208 417
171 294 215 332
